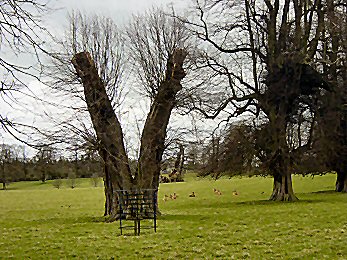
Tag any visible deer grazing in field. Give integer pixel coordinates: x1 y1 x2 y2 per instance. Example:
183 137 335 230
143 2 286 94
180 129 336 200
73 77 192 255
163 194 169 202
213 188 222 195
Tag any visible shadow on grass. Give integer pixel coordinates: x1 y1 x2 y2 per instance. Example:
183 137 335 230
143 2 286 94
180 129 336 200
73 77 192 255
311 189 336 194
0 182 48 191
26 215 107 226
172 198 323 210
236 199 324 206
159 214 206 221
0 187 19 191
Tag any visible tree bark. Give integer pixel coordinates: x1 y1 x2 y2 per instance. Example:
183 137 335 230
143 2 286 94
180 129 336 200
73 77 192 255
267 122 298 201
335 170 347 193
266 114 298 201
136 49 187 189
173 144 185 180
41 163 46 183
174 144 183 170
72 52 132 219
270 172 298 201
259 102 299 201
102 151 112 216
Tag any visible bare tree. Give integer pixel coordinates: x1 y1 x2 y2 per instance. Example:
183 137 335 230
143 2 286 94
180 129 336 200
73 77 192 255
35 146 56 183
183 0 332 200
312 1 347 191
48 9 190 220
0 0 50 143
201 121 257 178
175 143 185 180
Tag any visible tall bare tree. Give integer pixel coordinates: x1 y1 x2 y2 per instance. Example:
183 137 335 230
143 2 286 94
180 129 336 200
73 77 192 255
183 0 331 200
51 9 189 220
35 146 56 183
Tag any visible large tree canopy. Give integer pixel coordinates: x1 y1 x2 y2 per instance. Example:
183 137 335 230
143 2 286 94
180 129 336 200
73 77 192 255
183 0 343 200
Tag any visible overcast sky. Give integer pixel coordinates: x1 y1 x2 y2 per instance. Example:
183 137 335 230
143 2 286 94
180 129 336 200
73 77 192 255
1 0 197 157
2 0 230 160
49 0 188 29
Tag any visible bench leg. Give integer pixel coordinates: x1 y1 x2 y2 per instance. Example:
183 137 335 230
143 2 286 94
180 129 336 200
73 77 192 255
138 220 141 235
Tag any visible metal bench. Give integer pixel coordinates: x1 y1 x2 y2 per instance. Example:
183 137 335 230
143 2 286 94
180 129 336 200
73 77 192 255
115 189 158 235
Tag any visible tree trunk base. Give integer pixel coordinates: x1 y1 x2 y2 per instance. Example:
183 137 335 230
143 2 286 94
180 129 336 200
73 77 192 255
269 173 298 201
335 182 347 193
335 171 347 192
269 190 299 201
105 213 121 223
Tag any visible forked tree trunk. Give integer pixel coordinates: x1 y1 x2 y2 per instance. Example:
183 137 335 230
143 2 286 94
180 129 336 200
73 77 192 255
72 50 187 220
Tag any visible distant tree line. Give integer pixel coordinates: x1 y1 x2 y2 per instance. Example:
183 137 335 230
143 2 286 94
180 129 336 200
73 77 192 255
0 144 102 189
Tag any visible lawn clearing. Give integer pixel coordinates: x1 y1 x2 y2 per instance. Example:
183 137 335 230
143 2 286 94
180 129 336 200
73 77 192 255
0 174 346 259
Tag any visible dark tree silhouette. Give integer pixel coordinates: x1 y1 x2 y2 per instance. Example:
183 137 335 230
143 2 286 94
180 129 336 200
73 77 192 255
184 0 333 200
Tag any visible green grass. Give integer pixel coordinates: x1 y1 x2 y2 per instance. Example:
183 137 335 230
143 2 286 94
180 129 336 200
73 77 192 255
0 174 346 259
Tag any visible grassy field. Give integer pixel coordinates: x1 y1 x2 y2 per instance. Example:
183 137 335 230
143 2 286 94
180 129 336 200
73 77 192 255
0 173 346 259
